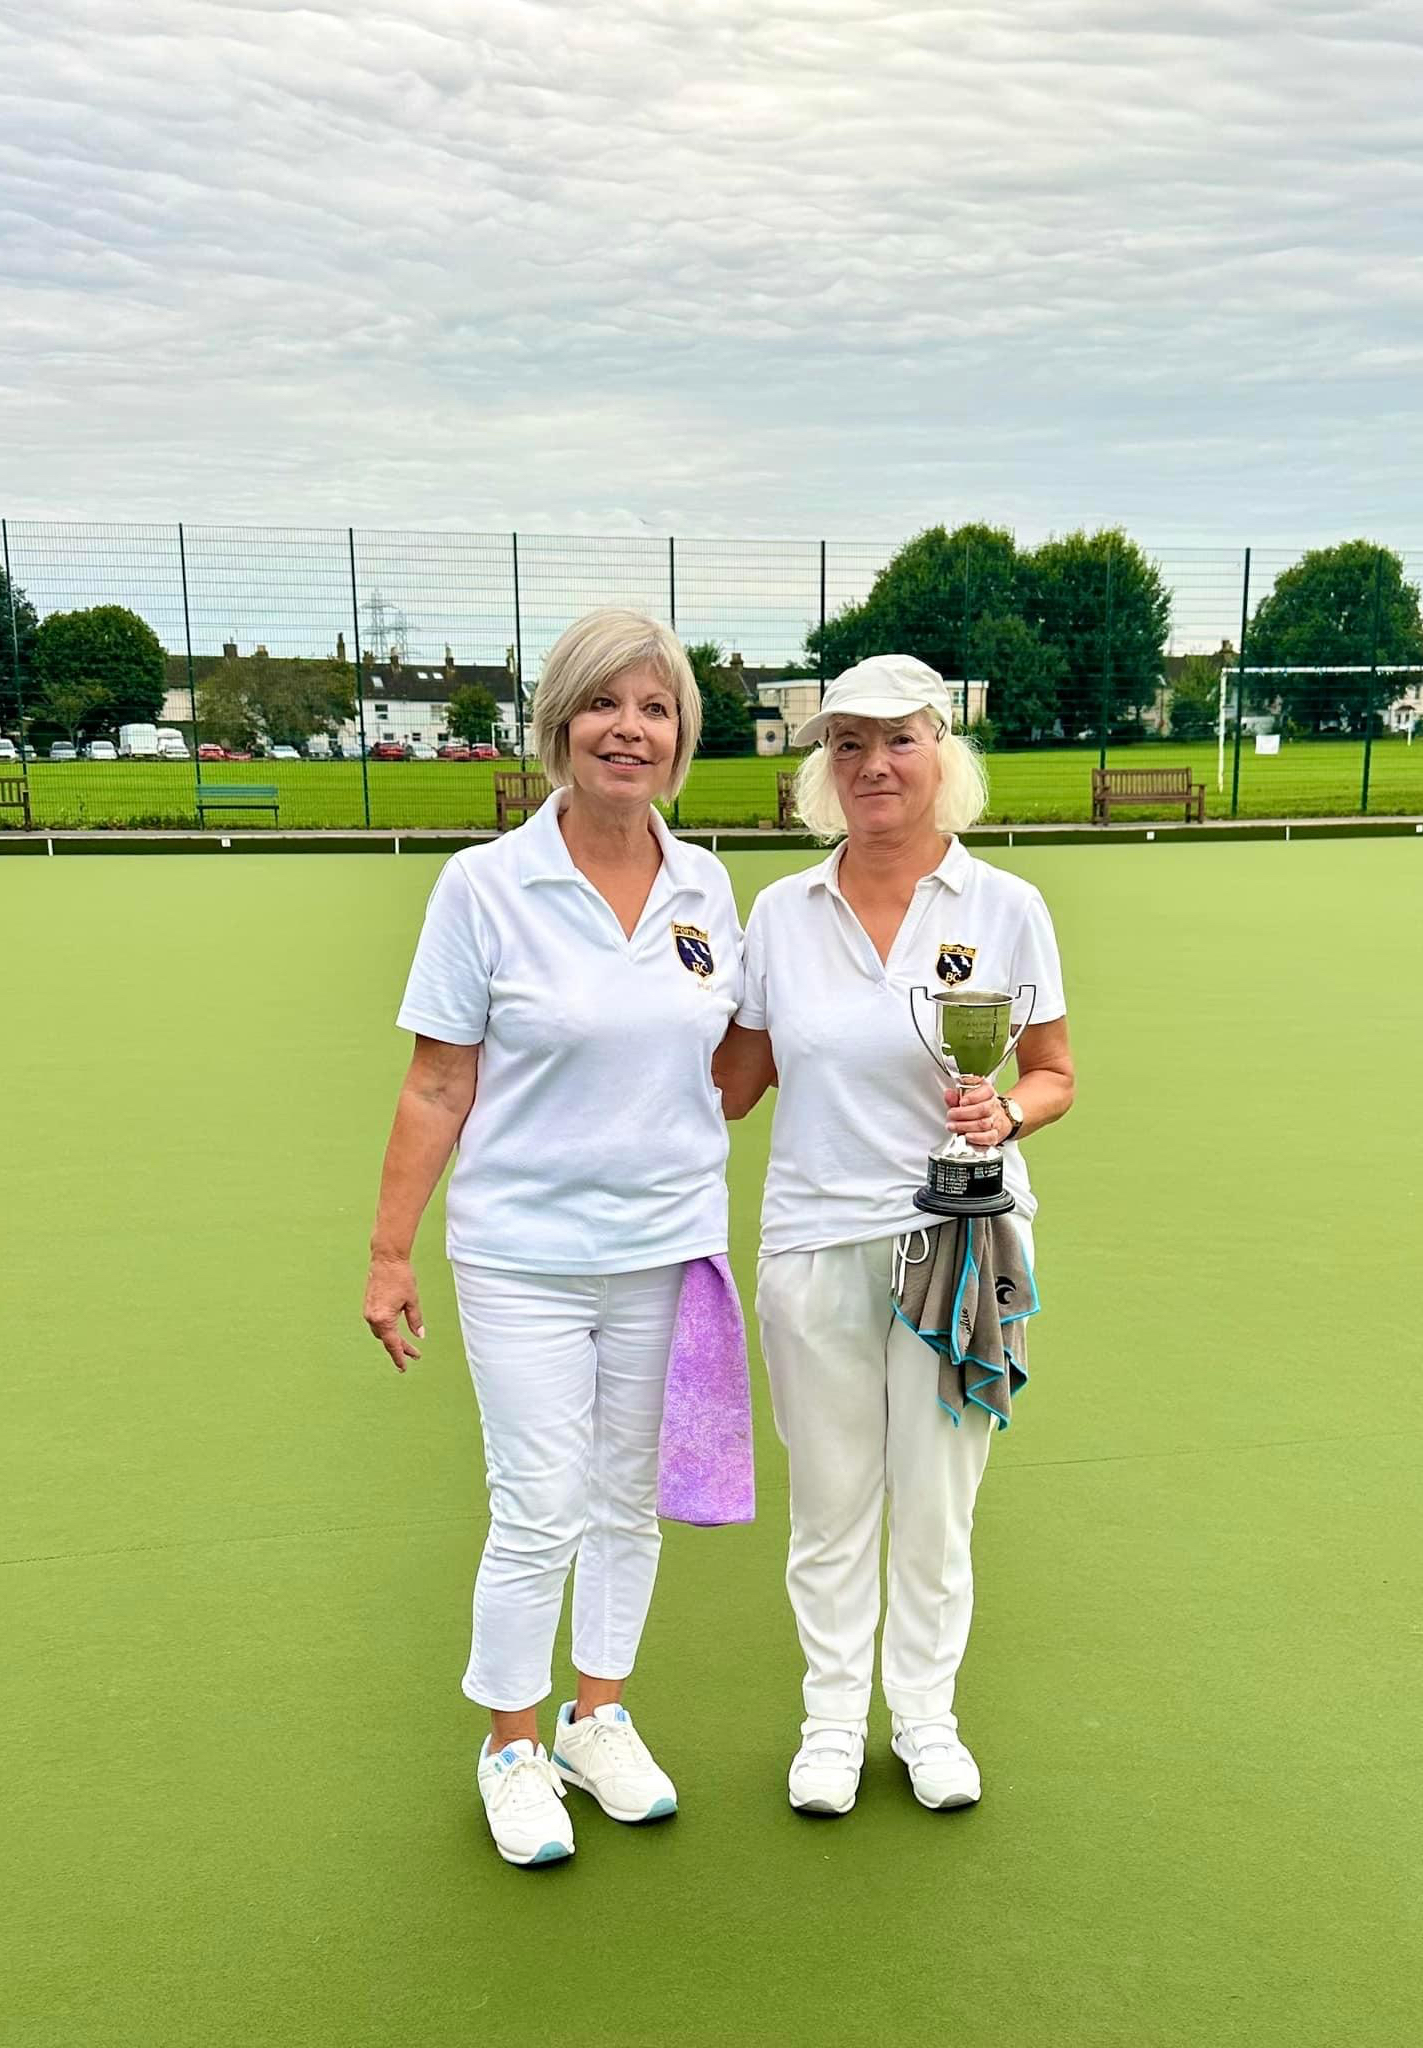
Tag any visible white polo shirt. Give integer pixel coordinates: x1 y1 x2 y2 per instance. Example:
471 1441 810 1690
737 837 1066 1255
397 792 742 1275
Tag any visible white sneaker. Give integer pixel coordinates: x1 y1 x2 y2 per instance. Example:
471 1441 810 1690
890 1716 981 1809
787 1719 866 1815
477 1737 575 1866
552 1702 678 1823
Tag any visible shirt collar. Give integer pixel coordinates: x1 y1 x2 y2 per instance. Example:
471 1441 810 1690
516 787 703 896
810 834 972 898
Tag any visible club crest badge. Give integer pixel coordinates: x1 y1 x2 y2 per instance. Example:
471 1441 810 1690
673 922 715 978
936 942 977 986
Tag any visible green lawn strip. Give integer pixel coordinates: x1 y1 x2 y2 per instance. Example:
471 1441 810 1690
2 846 1419 2047
9 740 1422 833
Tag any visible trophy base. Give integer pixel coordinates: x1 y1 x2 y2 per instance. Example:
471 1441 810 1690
913 1151 1017 1218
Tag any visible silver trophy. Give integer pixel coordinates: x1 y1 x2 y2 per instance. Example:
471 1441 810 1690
909 983 1037 1215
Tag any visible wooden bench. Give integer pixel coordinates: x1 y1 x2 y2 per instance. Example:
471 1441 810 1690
196 783 280 826
1 774 32 828
776 769 798 828
494 769 549 831
1091 764 1204 825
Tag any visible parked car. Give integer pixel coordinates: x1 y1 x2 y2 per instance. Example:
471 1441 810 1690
437 742 473 761
118 723 160 760
158 738 190 760
304 734 333 759
0 737 20 762
49 741 79 762
370 739 408 761
197 743 228 762
226 750 254 762
470 743 500 760
408 741 437 761
269 744 301 761
84 740 118 760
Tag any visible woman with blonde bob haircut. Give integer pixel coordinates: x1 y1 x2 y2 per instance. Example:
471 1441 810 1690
715 653 1075 1820
366 607 740 1868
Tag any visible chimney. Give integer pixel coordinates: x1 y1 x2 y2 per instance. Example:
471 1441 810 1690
389 647 400 672
223 639 238 660
254 643 269 658
730 652 744 668
336 631 347 663
444 643 455 677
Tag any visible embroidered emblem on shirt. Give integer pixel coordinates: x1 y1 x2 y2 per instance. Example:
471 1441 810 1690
936 942 977 986
673 922 715 978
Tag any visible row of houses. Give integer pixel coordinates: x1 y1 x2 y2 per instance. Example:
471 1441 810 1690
162 641 991 755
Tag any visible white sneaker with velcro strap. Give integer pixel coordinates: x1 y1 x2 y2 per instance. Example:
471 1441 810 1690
477 1737 575 1866
787 1718 866 1815
552 1702 678 1823
890 1715 982 1808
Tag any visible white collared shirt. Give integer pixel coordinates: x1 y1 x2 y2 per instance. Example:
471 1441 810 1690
397 791 742 1274
737 838 1066 1254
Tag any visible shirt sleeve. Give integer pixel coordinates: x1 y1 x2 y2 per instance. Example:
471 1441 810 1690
395 858 491 1044
735 897 768 1031
1012 887 1067 1026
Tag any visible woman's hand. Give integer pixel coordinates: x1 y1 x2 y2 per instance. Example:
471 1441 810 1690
944 1076 1009 1150
364 1253 426 1373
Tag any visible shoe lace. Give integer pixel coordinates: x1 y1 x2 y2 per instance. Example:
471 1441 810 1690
491 1749 566 1815
583 1716 652 1770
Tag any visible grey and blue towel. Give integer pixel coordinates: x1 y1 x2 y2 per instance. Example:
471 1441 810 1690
891 1216 1039 1428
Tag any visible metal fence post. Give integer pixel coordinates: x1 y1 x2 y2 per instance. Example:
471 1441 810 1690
818 540 827 705
177 523 203 816
1230 546 1252 819
1098 542 1115 773
512 532 526 768
962 541 973 694
1361 547 1385 813
2 517 31 780
347 529 372 829
668 535 676 632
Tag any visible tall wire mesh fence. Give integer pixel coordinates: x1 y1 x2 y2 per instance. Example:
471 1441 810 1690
3 523 1421 833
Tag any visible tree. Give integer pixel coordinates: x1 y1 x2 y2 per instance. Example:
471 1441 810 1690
972 613 1065 745
1166 652 1230 741
1247 541 1423 734
684 641 753 756
0 567 39 730
32 605 167 732
447 682 501 745
196 649 355 750
807 524 1021 682
40 675 113 746
1023 530 1171 739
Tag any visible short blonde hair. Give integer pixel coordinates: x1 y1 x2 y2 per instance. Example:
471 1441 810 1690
532 608 701 799
792 712 989 841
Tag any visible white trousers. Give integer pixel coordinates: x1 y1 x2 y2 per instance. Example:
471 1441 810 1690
757 1225 1031 1725
451 1260 684 1713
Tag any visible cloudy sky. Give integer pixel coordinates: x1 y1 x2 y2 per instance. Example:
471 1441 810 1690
3 0 1422 569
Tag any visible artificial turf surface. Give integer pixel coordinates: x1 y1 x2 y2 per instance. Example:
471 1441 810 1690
4 841 1421 2047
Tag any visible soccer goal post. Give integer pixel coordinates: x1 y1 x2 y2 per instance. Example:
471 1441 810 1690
1214 664 1423 792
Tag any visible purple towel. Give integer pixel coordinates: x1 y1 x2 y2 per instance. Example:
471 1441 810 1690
657 1255 755 1527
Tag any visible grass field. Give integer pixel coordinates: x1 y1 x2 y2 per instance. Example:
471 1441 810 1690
7 735 1422 832
5 842 1421 2047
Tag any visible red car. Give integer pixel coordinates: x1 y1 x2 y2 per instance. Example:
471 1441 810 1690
437 742 473 761
197 742 228 762
469 743 500 760
370 739 408 761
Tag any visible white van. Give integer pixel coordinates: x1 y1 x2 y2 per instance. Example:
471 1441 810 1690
304 733 333 759
156 726 189 759
118 723 160 759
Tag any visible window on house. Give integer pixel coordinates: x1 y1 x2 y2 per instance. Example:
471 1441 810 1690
375 704 388 719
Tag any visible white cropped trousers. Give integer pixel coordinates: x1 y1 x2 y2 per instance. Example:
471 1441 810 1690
451 1260 684 1713
757 1223 1031 1726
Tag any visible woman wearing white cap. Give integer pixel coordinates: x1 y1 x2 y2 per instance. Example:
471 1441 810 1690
714 655 1075 1815
364 609 741 1867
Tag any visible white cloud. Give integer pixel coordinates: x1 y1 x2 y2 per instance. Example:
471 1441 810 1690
1 0 1421 567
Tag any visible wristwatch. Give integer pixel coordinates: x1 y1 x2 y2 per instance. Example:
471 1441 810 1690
998 1094 1026 1142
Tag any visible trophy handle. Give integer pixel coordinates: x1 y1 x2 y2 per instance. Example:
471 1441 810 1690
996 982 1038 1076
909 986 956 1079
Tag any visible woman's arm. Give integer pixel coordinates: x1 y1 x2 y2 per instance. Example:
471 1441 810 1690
713 1022 778 1121
946 1018 1075 1148
364 1035 480 1370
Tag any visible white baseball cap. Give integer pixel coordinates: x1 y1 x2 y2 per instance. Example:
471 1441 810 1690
792 654 956 749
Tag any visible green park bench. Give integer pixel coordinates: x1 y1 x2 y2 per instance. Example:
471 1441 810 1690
196 783 280 827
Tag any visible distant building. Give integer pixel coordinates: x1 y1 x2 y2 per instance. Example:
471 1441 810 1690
717 652 989 740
